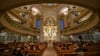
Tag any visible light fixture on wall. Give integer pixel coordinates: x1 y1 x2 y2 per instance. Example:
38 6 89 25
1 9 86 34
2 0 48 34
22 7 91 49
59 7 69 15
31 7 40 15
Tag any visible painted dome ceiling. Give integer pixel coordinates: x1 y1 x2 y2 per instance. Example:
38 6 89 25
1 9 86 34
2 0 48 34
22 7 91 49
0 3 99 36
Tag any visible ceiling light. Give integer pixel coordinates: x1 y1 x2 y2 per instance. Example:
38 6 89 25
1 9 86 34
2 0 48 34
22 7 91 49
32 7 39 13
31 7 40 15
59 7 69 15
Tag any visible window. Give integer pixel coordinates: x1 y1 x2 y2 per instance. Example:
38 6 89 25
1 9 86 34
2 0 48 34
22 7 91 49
60 19 64 30
36 19 40 29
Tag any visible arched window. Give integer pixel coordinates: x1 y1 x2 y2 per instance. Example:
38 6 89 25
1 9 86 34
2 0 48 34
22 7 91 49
60 19 64 30
36 19 40 29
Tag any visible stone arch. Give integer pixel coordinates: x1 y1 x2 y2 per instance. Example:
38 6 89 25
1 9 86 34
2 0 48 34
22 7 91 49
44 16 56 26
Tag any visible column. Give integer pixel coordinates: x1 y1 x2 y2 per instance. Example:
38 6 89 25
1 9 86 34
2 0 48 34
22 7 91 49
64 15 67 27
33 15 36 27
57 15 60 41
40 16 44 42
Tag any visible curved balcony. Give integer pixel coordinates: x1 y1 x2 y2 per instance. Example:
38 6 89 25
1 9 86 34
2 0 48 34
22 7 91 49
0 14 40 36
63 11 93 31
61 13 99 35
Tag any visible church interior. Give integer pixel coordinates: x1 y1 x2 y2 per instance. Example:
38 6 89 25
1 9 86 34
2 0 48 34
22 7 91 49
0 0 100 56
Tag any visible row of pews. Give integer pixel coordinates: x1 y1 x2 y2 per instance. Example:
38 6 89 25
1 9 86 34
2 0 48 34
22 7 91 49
0 42 47 56
0 41 100 56
54 41 100 56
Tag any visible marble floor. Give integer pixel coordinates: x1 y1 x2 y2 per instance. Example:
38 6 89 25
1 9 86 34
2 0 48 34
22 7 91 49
42 41 58 56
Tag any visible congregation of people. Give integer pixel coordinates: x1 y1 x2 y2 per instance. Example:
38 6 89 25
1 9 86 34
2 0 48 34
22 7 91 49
0 42 47 56
54 41 100 56
0 41 100 56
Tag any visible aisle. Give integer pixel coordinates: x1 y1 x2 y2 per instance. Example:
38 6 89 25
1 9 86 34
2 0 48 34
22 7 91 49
42 41 57 56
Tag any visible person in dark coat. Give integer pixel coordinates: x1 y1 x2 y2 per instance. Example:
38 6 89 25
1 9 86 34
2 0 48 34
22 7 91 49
16 50 23 56
12 48 17 56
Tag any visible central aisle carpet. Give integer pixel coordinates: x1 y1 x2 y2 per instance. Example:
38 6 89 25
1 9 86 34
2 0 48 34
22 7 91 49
42 41 57 56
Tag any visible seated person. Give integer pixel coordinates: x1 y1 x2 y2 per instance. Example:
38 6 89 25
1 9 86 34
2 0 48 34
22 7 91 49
61 47 66 50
